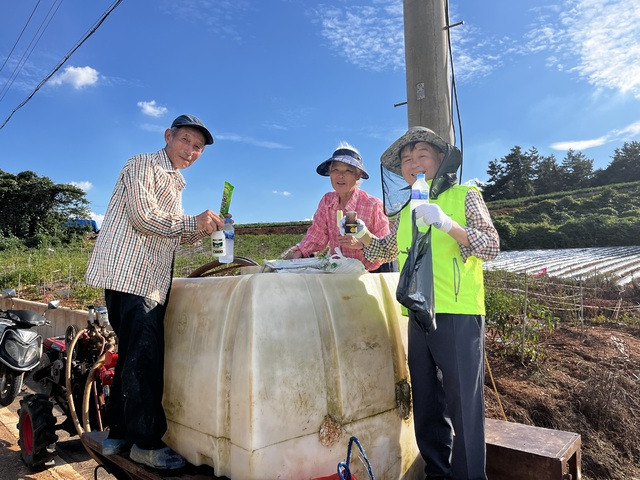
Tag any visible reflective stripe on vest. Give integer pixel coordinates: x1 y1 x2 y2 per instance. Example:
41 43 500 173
397 184 486 315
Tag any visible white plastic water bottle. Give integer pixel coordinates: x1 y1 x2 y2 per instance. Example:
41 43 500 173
218 218 235 264
211 229 225 257
410 173 429 210
87 305 97 325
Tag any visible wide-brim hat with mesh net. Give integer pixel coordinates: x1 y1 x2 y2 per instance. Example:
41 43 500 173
380 126 462 216
316 147 369 180
380 126 449 176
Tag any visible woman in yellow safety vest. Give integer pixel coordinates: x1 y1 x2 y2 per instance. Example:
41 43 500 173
355 126 500 480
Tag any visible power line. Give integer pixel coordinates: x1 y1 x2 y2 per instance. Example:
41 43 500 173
444 0 464 182
0 0 125 132
0 0 65 103
0 0 43 75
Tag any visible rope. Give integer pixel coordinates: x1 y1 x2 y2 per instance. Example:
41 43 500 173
338 436 375 480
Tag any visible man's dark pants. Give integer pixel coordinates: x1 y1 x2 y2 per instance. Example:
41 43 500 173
104 289 168 450
408 313 487 480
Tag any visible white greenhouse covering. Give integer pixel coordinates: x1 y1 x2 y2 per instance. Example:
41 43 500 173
484 246 640 285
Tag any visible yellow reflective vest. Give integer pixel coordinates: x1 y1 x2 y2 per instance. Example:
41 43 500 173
397 184 486 315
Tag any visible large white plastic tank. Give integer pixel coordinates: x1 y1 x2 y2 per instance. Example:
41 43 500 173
162 272 424 479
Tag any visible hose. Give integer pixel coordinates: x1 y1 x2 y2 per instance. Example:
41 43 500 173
64 327 106 469
82 344 114 431
65 328 88 437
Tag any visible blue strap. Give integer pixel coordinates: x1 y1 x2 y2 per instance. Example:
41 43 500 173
336 436 375 480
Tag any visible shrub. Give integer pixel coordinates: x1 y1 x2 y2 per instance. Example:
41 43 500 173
0 269 43 290
485 285 555 363
0 235 25 251
72 283 104 308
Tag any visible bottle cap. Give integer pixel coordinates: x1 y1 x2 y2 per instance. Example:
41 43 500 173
225 217 232 223
417 173 425 179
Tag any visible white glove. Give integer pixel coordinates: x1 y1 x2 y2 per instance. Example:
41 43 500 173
414 203 453 233
339 217 370 239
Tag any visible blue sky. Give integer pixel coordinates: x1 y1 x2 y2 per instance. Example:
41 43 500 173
1 0 639 227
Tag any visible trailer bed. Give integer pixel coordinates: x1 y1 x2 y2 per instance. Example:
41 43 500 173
82 431 229 480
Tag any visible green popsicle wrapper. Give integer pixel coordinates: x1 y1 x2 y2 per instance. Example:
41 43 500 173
220 181 234 216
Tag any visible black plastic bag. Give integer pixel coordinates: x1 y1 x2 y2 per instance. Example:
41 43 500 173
396 210 436 332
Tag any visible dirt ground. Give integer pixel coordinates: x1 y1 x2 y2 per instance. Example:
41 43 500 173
484 321 640 480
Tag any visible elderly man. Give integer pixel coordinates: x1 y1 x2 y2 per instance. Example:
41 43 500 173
85 114 224 470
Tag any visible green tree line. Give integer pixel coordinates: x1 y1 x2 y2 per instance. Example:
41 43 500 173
481 140 640 250
488 181 640 250
482 141 640 201
1 140 639 252
0 169 90 249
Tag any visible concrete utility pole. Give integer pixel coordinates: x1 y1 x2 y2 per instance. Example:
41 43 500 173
403 0 453 144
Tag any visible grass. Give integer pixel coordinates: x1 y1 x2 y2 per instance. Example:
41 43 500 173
2 230 638 349
174 232 304 276
0 231 305 309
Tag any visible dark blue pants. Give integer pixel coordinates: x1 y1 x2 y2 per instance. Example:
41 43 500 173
370 261 398 273
105 290 168 450
408 314 487 480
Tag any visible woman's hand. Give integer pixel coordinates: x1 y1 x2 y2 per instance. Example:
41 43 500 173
337 234 364 250
284 248 304 259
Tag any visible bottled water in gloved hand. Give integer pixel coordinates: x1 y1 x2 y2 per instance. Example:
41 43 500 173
410 173 429 211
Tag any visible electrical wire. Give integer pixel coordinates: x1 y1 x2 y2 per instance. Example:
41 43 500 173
0 0 65 103
444 0 465 183
0 0 125 132
0 0 43 75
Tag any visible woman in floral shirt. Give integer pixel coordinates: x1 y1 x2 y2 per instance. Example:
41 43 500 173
287 142 391 272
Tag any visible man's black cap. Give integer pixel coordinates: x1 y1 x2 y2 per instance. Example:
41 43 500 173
171 114 214 145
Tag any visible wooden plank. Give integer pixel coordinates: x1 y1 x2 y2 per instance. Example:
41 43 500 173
84 420 582 480
83 431 228 480
485 419 581 480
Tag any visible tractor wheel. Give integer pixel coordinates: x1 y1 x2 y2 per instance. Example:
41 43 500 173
187 256 259 277
65 325 80 360
0 365 23 406
18 394 58 470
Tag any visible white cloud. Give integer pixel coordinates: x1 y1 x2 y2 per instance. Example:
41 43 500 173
140 123 166 133
158 0 252 41
463 178 485 189
315 2 405 72
618 120 640 136
91 212 105 230
313 0 640 95
313 1 508 81
551 137 607 151
450 0 640 89
216 133 291 149
69 181 93 192
272 190 292 197
50 66 99 89
551 119 640 151
525 0 640 98
137 100 167 117
448 25 506 83
263 122 288 131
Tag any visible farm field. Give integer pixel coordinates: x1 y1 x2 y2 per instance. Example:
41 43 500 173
484 321 640 480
